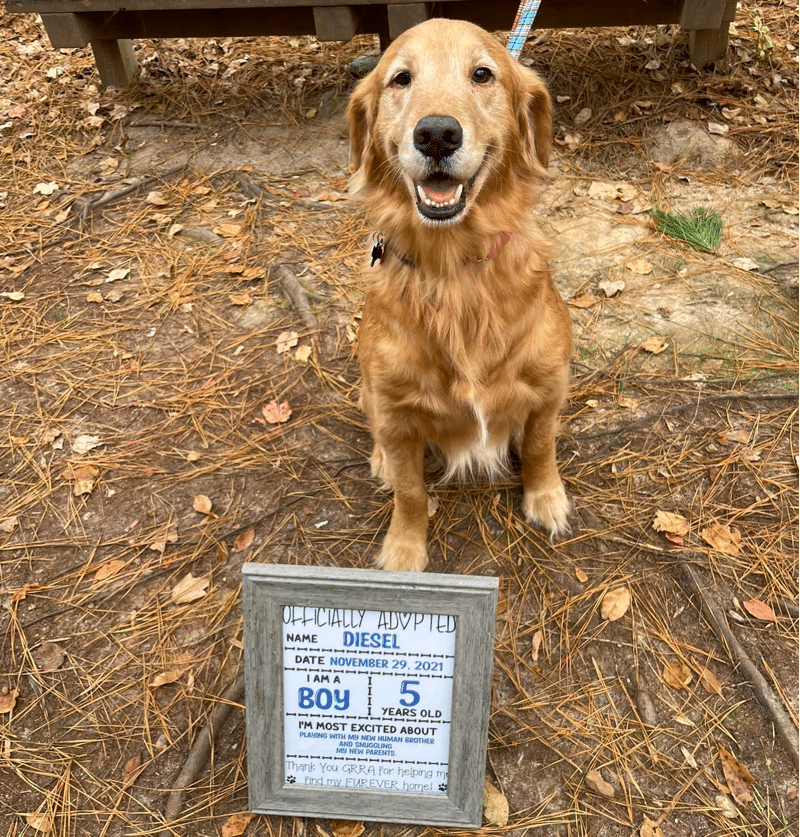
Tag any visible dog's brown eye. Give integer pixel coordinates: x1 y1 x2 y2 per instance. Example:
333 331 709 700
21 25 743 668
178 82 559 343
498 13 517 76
392 71 412 88
472 67 492 84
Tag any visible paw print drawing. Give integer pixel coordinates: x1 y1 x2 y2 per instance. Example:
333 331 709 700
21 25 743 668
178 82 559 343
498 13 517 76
438 783 447 792
286 775 297 784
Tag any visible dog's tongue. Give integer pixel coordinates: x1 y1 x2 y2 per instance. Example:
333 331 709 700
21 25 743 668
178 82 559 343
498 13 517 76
422 184 458 202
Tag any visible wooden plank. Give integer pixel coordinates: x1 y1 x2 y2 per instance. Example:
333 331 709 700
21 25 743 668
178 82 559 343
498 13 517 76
7 0 682 21
688 22 730 65
722 0 738 22
8 0 441 12
56 7 317 38
90 38 137 87
387 2 428 39
313 5 359 40
40 13 94 47
679 0 726 30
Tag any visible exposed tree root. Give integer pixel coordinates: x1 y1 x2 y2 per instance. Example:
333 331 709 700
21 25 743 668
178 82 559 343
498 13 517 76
677 562 799 764
158 672 246 836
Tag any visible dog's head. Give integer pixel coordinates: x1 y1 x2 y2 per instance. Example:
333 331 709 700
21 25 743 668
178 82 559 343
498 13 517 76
348 18 552 227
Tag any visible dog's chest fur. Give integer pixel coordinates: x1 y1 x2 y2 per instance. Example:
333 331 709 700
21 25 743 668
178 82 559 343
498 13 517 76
363 278 563 479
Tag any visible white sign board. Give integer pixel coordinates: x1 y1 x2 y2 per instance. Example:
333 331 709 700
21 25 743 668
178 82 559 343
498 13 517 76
242 564 497 827
282 606 455 794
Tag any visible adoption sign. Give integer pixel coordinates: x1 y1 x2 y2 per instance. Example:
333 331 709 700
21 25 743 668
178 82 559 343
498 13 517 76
242 564 497 827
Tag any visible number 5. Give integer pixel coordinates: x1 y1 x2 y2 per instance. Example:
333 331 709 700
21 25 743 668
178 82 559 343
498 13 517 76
399 679 420 707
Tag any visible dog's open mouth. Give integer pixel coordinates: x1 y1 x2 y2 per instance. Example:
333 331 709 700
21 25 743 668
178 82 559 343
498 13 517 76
414 177 467 221
413 156 487 223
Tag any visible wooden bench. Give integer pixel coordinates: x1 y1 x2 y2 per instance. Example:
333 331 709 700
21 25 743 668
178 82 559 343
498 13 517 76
5 0 738 88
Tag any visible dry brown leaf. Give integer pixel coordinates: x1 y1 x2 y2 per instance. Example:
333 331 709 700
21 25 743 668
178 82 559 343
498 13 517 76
575 567 588 583
531 629 543 662
663 660 692 690
0 688 19 713
25 813 53 833
32 641 65 673
627 258 653 274
681 746 698 768
598 278 626 297
483 778 509 826
640 817 664 837
121 753 143 788
567 292 601 309
294 344 312 364
214 223 243 238
192 494 213 515
316 191 347 202
427 494 439 518
0 516 19 533
86 291 104 304
222 813 254 837
234 527 255 552
585 769 615 798
146 190 168 206
696 663 724 697
150 667 186 689
652 510 690 536
717 743 755 807
276 331 299 354
717 429 750 446
715 793 740 819
94 559 125 581
262 400 292 425
600 586 630 621
72 434 102 454
742 598 777 623
639 336 668 354
701 523 742 556
70 464 100 496
329 821 364 837
229 292 252 306
171 572 210 605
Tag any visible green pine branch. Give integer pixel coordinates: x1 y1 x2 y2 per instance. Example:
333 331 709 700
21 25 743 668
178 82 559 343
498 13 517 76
651 207 723 252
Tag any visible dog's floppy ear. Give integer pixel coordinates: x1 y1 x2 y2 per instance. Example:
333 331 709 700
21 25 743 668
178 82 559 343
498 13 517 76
347 72 379 195
513 65 553 174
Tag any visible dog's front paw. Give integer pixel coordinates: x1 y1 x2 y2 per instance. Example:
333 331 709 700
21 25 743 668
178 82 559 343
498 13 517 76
375 535 428 573
523 482 571 538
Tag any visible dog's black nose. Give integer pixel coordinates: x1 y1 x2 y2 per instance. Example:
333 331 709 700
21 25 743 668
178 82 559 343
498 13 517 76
413 115 463 160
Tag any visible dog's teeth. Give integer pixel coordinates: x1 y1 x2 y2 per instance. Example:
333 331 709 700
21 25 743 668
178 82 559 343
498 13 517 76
455 184 464 202
417 185 426 203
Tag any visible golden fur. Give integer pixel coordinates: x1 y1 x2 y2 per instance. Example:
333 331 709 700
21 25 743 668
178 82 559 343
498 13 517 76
348 19 572 572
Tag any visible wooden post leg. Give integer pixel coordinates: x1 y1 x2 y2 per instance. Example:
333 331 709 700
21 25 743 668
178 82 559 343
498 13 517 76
90 39 138 87
689 22 731 66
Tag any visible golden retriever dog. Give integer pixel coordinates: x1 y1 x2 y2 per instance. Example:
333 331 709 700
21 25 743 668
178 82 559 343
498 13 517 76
348 18 572 572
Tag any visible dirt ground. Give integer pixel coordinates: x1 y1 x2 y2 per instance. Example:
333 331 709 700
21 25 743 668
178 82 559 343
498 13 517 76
0 3 797 836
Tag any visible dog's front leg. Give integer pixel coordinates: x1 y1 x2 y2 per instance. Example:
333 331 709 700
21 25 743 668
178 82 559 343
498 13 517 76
374 432 428 572
520 404 571 538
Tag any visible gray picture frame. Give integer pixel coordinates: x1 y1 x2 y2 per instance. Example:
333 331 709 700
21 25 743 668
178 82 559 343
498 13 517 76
242 563 498 827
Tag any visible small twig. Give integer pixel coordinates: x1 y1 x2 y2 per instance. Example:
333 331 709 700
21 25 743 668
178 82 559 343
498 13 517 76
274 264 318 330
128 119 201 129
228 171 343 212
78 163 186 224
158 671 245 837
676 562 799 763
